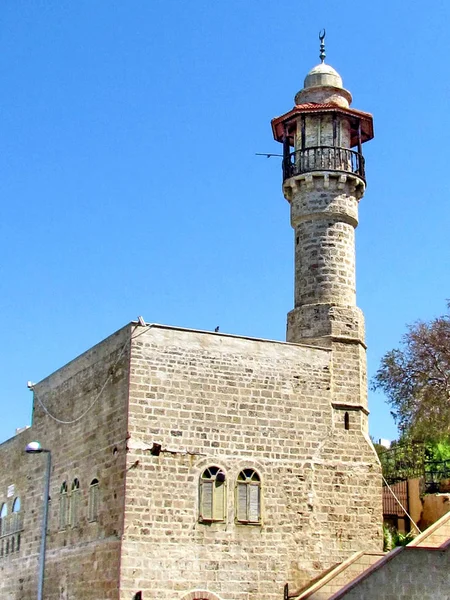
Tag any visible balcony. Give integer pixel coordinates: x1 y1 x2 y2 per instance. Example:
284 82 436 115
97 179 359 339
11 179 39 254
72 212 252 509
282 145 365 183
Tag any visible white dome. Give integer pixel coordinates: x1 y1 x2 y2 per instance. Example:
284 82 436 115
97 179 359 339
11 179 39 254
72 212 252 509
304 63 343 89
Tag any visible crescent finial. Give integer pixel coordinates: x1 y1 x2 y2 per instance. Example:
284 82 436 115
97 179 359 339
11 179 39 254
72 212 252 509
319 29 326 63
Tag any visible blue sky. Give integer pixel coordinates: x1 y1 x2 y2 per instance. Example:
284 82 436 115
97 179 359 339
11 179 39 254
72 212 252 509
1 1 449 444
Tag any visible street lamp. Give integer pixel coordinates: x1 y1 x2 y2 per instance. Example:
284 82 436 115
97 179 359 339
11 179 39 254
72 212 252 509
25 442 51 600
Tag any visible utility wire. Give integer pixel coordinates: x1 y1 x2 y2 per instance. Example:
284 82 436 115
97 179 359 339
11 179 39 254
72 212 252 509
34 323 148 425
382 475 422 534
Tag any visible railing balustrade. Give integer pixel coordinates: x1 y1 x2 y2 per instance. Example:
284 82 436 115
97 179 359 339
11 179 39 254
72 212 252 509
283 145 365 182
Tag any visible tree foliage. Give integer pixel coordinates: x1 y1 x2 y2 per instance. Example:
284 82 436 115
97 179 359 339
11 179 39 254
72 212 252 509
372 305 450 442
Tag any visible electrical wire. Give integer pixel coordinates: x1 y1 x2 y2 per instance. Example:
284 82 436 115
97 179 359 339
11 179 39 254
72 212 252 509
34 323 148 425
382 475 422 534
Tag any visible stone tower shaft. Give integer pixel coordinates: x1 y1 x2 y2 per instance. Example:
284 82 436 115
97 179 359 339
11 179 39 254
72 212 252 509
271 48 374 418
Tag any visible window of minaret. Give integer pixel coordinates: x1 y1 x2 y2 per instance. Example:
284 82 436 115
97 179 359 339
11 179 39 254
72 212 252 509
344 412 350 430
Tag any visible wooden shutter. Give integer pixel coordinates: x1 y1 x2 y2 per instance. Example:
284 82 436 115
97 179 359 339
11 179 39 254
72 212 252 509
212 480 225 521
89 484 99 522
59 494 67 530
70 490 79 527
201 481 213 520
237 482 248 521
248 485 260 523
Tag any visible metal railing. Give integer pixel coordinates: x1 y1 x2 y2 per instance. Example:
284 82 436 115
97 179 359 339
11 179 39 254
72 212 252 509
380 442 450 494
283 145 365 182
425 459 450 493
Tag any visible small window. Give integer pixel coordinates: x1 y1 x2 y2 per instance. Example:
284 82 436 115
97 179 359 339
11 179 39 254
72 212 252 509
70 479 80 527
88 479 99 522
199 466 226 522
236 469 261 524
59 482 68 530
344 412 350 430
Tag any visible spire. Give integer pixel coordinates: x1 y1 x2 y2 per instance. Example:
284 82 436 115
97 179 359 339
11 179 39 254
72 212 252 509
319 29 326 63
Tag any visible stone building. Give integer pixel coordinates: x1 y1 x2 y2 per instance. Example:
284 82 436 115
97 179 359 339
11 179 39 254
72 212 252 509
0 42 382 600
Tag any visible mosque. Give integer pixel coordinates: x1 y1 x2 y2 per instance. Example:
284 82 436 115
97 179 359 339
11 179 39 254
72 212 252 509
0 36 383 600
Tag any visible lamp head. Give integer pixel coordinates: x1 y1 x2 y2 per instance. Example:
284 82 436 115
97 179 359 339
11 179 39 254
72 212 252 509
25 441 43 453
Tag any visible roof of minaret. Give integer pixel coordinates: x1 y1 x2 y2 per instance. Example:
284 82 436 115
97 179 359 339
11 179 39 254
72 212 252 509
303 30 344 90
303 62 343 90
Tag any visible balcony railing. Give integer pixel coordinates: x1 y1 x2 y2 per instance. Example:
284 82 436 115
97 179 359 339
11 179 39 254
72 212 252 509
283 145 365 182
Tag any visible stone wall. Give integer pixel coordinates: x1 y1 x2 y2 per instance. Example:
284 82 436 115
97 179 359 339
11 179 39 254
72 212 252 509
120 324 382 600
0 325 131 599
334 545 450 600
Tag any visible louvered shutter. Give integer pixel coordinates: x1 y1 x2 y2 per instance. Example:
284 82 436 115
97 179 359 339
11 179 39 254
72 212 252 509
237 482 248 521
89 484 99 522
201 481 213 520
59 494 67 530
248 485 260 523
212 480 225 521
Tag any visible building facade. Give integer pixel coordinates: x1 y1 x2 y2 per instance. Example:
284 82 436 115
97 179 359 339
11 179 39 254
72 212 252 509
0 44 382 600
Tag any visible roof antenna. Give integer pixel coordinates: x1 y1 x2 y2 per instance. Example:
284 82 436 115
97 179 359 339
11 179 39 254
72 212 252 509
319 29 326 63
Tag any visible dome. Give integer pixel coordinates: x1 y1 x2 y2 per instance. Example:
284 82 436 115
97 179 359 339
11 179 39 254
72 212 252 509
304 62 343 90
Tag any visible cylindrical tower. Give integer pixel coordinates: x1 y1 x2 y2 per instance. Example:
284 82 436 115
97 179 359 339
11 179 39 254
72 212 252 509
272 35 374 413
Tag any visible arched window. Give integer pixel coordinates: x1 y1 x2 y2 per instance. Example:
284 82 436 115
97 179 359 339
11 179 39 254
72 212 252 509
59 482 68 530
88 479 99 522
199 466 226 522
70 479 80 527
11 497 21 534
236 469 261 524
0 502 7 537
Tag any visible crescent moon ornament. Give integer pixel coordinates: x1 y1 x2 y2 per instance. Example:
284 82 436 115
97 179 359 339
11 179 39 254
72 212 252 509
319 29 326 63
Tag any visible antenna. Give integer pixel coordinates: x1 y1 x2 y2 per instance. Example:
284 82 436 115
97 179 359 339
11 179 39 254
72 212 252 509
255 153 283 158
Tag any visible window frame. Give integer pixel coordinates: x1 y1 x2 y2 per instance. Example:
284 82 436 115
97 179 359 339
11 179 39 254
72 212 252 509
198 466 226 523
88 479 99 523
59 482 68 530
69 479 80 528
0 502 7 537
235 468 262 525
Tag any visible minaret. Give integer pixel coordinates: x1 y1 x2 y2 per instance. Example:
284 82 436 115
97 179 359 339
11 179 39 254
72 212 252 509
272 32 374 415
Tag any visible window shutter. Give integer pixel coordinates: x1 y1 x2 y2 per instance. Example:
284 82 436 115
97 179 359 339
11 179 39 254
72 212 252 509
59 494 67 530
212 480 225 521
248 485 260 523
237 482 247 522
70 490 79 527
89 484 99 522
201 481 213 520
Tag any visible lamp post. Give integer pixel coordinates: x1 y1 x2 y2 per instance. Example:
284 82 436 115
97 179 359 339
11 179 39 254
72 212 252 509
25 442 51 600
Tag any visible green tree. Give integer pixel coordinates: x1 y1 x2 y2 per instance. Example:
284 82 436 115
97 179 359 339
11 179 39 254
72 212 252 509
372 304 450 442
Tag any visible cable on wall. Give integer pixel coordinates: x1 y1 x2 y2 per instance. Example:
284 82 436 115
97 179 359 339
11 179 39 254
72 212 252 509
33 322 151 425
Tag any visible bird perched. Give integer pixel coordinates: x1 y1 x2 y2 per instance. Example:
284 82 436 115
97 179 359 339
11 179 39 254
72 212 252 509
214 326 220 332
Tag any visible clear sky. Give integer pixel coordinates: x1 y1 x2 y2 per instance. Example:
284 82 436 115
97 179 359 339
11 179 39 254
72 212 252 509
1 1 449 445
